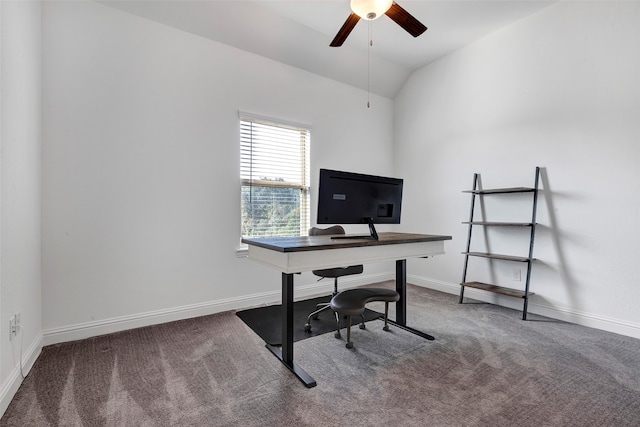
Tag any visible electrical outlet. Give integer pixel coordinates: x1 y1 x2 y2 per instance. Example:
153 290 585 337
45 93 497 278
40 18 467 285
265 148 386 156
512 269 522 282
8 313 21 341
9 316 16 341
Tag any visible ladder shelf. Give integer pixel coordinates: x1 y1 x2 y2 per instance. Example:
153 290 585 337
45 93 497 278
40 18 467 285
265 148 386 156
459 167 540 320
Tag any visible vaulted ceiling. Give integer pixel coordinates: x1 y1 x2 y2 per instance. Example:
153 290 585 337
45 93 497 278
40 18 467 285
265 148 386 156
101 1 555 98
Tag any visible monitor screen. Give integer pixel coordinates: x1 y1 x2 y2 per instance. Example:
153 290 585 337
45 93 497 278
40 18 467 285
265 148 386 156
316 169 403 239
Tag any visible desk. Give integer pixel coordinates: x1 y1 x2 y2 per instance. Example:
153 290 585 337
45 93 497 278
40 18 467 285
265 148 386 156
242 231 452 387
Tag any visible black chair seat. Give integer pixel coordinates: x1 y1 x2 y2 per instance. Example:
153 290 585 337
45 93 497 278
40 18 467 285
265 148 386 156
312 264 363 278
330 288 399 316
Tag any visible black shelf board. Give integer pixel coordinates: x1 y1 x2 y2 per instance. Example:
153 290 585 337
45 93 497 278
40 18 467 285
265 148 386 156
462 252 533 262
462 221 534 227
460 281 534 299
462 187 535 195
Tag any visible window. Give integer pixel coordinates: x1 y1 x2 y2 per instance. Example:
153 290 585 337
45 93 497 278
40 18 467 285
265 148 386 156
240 113 310 238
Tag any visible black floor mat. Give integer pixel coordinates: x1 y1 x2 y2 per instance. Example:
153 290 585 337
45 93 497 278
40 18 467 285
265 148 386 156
236 295 382 346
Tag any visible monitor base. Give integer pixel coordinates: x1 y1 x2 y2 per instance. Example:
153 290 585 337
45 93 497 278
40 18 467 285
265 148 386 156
330 219 379 240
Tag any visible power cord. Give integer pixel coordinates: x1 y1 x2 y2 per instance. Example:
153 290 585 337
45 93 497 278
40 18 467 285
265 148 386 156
19 326 25 379
11 324 26 380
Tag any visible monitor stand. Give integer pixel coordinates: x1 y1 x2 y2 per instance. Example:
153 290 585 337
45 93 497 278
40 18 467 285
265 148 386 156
331 218 379 240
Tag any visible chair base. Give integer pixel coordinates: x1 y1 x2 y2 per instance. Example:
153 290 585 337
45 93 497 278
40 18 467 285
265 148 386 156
337 309 390 349
304 302 331 333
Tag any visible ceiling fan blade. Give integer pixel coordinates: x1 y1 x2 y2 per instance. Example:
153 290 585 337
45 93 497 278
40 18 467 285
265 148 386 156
385 2 427 38
330 13 361 47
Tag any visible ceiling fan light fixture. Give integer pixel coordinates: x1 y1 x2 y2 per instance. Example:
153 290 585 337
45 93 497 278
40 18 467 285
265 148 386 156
350 0 393 20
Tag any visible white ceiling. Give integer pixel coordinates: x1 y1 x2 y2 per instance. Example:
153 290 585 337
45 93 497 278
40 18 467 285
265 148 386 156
100 0 556 98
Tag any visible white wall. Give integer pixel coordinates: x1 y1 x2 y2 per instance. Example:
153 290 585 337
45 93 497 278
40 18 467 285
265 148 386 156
0 0 43 415
395 1 640 337
40 1 396 341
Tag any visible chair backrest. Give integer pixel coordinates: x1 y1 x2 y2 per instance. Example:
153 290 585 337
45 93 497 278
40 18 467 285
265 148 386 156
309 225 345 236
308 225 362 279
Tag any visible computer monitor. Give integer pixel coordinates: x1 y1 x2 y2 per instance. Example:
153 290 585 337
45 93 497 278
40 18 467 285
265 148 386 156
316 168 403 240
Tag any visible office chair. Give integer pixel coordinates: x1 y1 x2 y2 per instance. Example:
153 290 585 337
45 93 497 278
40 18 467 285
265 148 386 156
304 225 364 333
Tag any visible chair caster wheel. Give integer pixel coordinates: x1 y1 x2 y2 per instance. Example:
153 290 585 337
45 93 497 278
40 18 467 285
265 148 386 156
359 323 366 330
304 324 311 333
383 325 390 332
346 342 354 349
334 332 342 339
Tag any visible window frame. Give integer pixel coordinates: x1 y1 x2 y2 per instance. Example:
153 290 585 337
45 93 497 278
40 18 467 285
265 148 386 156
238 112 311 253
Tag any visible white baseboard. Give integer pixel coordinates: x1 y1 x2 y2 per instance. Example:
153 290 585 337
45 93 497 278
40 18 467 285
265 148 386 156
41 272 393 347
41 272 640 347
0 332 43 418
409 274 640 340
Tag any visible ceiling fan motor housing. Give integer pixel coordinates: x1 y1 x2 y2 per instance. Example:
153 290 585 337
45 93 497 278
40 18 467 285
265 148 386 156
350 0 393 20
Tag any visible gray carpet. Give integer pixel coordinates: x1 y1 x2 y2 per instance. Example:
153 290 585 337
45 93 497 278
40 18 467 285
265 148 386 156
2 283 639 426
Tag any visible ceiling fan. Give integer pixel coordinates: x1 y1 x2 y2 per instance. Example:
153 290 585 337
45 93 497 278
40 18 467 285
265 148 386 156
330 0 427 47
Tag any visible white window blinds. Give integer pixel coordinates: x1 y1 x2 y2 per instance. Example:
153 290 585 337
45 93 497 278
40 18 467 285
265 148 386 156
240 114 311 238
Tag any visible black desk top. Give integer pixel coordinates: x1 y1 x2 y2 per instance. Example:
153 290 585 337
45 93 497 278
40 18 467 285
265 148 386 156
242 232 452 253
